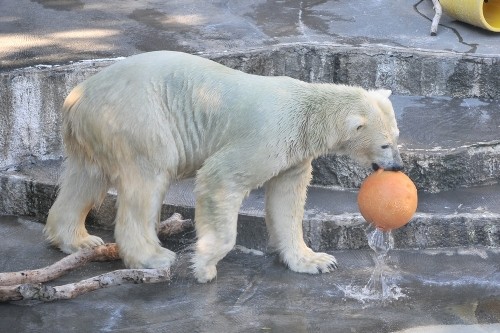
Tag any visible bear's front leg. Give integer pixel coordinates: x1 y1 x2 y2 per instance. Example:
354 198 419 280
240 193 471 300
265 159 338 274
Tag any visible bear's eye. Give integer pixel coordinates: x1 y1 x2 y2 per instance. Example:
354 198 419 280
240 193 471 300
356 125 363 131
381 144 390 149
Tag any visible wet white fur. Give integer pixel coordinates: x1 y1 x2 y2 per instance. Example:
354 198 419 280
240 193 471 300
44 51 401 283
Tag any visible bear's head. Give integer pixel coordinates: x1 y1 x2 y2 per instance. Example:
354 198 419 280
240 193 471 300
339 89 403 172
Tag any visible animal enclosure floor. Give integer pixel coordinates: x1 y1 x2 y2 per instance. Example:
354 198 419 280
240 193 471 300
2 0 500 69
0 216 499 333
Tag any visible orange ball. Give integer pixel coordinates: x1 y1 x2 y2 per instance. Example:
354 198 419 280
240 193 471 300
357 169 418 231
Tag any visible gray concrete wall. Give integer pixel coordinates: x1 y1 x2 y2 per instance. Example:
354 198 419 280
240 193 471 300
211 45 500 98
1 45 498 170
0 60 114 168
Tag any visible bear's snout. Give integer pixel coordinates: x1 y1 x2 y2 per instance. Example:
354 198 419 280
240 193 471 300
371 144 404 172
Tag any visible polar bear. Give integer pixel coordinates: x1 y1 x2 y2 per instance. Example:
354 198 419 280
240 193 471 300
44 51 403 283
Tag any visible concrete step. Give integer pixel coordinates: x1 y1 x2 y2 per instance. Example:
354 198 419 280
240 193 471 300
1 159 498 252
313 95 500 192
1 52 499 192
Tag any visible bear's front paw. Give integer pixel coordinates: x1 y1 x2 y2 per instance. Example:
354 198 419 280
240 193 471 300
58 235 105 254
281 248 338 274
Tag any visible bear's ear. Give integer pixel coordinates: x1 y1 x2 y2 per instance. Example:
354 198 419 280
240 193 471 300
346 115 366 132
375 89 392 98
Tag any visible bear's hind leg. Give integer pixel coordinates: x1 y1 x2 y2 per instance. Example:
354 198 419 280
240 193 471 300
192 174 245 283
114 168 175 269
265 159 338 274
44 159 108 253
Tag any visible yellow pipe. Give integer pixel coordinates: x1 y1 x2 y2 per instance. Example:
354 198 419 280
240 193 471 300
439 0 500 32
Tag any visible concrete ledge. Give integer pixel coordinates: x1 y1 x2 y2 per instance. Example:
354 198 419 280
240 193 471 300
1 159 498 251
314 93 500 192
2 46 499 191
209 44 500 98
313 140 500 192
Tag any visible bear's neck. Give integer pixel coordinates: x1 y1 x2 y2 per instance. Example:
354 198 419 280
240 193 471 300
296 83 364 158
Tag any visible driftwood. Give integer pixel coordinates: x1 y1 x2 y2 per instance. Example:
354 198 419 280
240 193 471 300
0 243 120 287
0 268 170 302
157 213 194 240
0 213 193 302
430 0 442 36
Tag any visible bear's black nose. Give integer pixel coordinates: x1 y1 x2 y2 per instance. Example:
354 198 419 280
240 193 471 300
387 164 404 172
372 163 404 171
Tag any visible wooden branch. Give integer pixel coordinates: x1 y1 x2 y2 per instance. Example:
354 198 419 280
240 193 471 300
430 0 442 36
157 212 194 240
0 243 119 287
0 213 192 302
0 268 170 302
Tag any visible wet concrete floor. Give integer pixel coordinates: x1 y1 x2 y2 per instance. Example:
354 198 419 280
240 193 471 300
0 216 499 332
391 96 500 151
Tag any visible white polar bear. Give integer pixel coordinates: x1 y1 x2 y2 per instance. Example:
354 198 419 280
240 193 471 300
44 51 403 283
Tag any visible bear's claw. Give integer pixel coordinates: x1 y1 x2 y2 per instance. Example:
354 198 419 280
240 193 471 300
320 261 339 273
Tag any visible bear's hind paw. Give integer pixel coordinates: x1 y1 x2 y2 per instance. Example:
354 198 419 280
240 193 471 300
194 265 217 283
282 249 338 274
123 247 176 269
192 262 217 283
